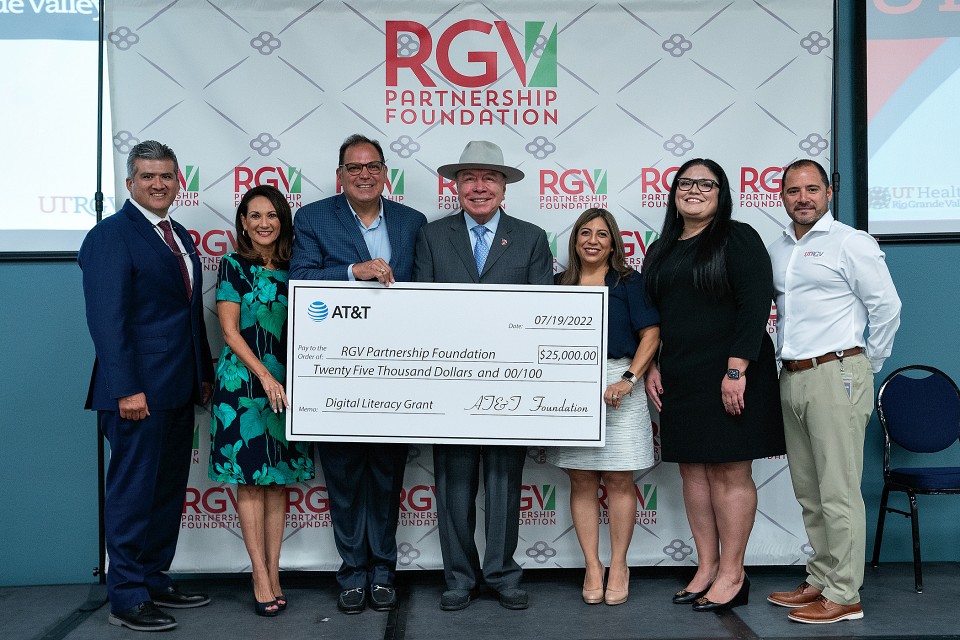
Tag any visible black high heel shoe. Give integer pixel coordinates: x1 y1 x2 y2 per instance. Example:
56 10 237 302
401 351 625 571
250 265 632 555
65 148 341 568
692 575 750 612
673 583 712 604
251 576 281 616
254 598 280 617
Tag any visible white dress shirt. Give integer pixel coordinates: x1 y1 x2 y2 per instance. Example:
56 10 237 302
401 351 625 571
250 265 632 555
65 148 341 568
131 199 195 287
768 214 901 373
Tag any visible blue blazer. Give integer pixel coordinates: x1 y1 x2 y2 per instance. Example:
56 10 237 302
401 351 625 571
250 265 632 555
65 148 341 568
413 210 554 285
290 194 427 282
79 199 213 411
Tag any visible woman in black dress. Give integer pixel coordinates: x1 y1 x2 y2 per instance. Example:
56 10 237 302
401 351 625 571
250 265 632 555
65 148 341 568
642 159 784 612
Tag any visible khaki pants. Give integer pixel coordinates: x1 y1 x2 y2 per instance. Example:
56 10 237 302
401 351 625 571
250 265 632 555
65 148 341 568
780 353 874 605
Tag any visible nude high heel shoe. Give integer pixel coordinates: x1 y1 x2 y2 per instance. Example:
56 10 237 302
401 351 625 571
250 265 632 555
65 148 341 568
604 566 629 606
582 566 605 604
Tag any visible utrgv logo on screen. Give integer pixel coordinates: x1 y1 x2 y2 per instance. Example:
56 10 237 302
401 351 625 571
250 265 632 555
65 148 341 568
386 20 558 88
307 301 329 322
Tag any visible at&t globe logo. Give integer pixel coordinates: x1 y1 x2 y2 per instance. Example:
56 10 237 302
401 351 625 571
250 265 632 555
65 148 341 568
307 301 329 322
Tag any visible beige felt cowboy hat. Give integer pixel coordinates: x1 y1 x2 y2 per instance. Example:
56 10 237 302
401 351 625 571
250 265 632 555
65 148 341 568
437 140 525 184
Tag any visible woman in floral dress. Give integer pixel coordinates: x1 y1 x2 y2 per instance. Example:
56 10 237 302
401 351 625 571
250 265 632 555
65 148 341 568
209 185 314 616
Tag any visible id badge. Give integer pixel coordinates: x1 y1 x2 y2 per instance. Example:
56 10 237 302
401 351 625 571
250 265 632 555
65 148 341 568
841 369 853 400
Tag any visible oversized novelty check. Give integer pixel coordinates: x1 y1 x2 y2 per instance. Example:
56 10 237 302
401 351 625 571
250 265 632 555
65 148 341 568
286 281 608 446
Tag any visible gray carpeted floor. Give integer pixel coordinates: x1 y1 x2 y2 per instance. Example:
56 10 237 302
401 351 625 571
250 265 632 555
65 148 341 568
6 564 960 640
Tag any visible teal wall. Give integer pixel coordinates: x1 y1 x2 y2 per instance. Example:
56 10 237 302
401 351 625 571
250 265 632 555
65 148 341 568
1 2 958 586
0 262 100 585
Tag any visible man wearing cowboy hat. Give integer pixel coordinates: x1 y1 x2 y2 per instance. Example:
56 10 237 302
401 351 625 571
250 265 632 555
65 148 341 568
291 133 427 614
414 140 553 611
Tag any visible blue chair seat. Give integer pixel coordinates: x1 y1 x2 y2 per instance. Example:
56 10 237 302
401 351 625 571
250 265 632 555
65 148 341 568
889 467 960 491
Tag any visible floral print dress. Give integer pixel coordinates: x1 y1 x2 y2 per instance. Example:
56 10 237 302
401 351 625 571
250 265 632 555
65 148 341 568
208 253 314 485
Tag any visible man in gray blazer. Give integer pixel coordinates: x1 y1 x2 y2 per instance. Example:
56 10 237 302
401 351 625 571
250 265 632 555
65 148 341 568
413 141 554 611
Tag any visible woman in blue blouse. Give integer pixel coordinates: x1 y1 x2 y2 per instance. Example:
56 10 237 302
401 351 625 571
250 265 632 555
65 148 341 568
546 208 660 606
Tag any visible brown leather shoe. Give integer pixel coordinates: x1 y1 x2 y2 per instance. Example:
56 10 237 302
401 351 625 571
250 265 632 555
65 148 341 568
767 581 822 608
788 596 863 624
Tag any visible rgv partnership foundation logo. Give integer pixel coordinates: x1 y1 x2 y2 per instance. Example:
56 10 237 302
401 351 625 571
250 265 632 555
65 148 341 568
385 19 559 126
438 175 459 211
520 484 557 525
598 483 658 526
539 169 607 210
185 228 238 272
638 167 679 208
182 486 240 529
181 485 335 530
399 484 437 527
740 166 785 209
174 165 200 208
234 165 303 208
622 230 658 269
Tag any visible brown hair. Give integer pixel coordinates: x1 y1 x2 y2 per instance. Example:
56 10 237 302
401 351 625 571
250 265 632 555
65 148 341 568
558 208 633 285
234 185 293 268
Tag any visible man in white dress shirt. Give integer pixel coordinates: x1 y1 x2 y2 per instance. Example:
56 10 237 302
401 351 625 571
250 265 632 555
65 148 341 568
766 159 901 625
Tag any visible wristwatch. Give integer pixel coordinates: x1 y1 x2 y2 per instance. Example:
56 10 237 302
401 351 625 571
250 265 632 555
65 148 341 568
621 371 638 385
726 368 743 380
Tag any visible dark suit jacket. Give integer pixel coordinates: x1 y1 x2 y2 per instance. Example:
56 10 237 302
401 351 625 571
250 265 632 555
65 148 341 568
290 194 427 282
413 210 554 285
79 199 213 411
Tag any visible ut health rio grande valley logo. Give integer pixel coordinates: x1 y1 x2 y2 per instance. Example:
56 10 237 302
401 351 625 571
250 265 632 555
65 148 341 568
385 20 559 126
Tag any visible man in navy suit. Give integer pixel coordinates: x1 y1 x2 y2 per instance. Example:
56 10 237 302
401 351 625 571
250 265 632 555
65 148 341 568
413 141 554 611
79 140 214 631
290 134 427 614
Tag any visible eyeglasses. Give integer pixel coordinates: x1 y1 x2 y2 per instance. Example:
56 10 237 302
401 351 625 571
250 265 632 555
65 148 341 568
339 161 386 176
676 178 719 192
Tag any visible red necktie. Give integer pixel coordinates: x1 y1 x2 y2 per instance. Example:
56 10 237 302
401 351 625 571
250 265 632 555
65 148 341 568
157 219 192 300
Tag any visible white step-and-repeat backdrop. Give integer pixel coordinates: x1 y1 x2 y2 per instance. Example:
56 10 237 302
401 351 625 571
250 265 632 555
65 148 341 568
104 0 833 573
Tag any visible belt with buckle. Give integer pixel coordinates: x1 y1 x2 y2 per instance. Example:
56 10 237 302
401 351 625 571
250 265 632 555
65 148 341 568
782 347 863 372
